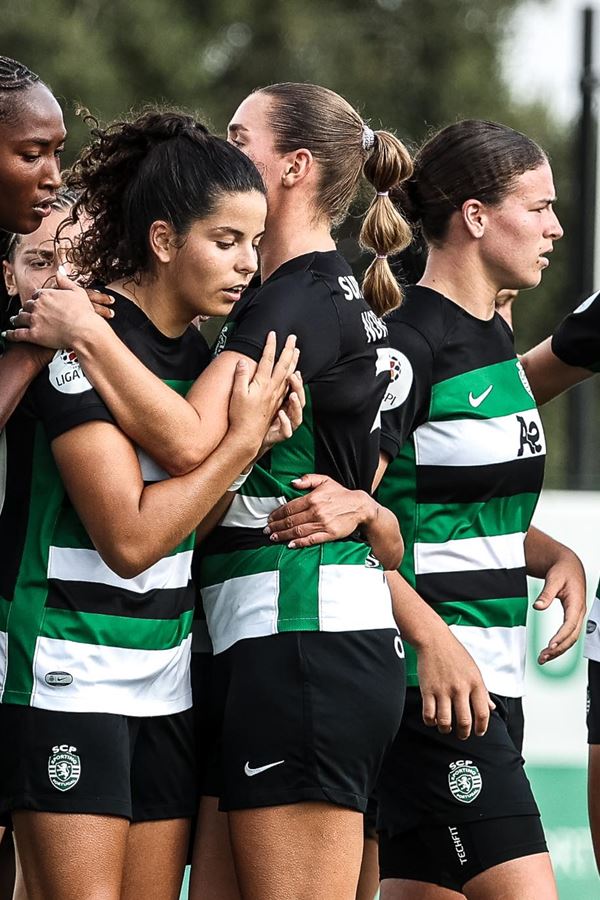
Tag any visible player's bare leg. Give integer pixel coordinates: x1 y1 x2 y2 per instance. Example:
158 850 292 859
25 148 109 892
121 817 190 900
229 801 363 900
189 796 240 900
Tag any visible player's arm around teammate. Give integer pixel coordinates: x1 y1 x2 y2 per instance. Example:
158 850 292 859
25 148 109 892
0 111 298 900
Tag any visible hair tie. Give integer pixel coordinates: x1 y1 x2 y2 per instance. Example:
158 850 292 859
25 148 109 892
362 124 376 151
377 191 389 197
376 254 388 260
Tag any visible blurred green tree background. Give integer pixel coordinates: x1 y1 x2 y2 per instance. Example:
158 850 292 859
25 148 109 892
3 0 592 486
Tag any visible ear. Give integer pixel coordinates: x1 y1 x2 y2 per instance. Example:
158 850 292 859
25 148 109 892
148 220 177 264
281 148 314 188
461 198 486 239
2 260 18 297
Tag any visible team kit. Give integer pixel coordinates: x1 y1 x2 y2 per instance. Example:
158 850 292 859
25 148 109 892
0 55 597 899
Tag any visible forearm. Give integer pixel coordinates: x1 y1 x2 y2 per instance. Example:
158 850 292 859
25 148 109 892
360 496 404 569
101 433 254 577
0 345 51 429
71 318 215 474
524 524 576 578
385 569 448 647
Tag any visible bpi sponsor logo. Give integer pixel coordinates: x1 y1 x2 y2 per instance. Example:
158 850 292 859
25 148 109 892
48 349 92 395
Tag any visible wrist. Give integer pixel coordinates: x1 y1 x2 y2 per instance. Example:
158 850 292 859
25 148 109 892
357 492 379 531
68 314 109 357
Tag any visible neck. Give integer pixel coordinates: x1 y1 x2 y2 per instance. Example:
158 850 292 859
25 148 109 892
419 249 498 320
259 199 335 281
108 274 188 337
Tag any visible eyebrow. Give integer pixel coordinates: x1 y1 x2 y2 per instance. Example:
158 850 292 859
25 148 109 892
212 226 265 239
21 248 54 259
20 135 67 146
227 123 248 134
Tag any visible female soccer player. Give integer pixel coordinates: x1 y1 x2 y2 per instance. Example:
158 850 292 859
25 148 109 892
266 119 585 900
5 82 414 899
0 109 298 900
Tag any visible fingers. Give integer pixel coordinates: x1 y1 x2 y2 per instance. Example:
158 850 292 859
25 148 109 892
268 495 314 525
451 694 473 741
271 335 298 385
276 409 293 441
1 327 35 344
253 331 277 383
288 370 305 408
471 686 492 737
55 265 79 289
538 607 585 663
434 696 452 735
231 359 250 399
266 520 325 544
289 474 328 491
91 301 114 320
421 692 437 728
9 310 33 329
288 532 331 549
283 391 303 430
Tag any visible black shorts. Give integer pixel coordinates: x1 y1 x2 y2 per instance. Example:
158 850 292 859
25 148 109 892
587 659 600 743
377 687 539 836
379 814 547 891
0 705 197 822
211 629 405 813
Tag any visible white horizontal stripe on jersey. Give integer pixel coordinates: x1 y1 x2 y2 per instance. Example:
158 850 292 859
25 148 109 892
0 630 7 701
202 570 280 654
47 546 193 594
318 565 395 631
449 623 527 697
414 532 526 575
220 494 287 529
30 634 192 715
202 565 396 655
136 447 170 483
413 409 546 468
584 595 600 662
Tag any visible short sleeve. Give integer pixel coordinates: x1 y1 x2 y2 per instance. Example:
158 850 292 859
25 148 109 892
29 349 114 443
380 321 434 460
552 291 600 372
224 272 341 382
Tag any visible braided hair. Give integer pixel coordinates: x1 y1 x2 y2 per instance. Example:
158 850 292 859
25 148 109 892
0 56 43 124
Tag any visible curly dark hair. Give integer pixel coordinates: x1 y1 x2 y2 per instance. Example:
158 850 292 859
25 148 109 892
66 110 266 285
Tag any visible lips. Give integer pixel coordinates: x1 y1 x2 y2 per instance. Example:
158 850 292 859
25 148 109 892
32 197 55 218
222 285 247 302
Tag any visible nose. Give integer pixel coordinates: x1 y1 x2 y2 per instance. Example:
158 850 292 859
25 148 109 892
40 155 62 192
546 209 563 241
236 243 259 276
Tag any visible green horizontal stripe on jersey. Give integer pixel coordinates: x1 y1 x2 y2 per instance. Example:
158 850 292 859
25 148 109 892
416 493 539 544
199 540 376 588
430 597 528 629
429 359 536 422
40 607 194 651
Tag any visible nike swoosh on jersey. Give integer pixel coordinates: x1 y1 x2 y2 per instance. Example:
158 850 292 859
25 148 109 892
244 759 285 777
468 385 494 408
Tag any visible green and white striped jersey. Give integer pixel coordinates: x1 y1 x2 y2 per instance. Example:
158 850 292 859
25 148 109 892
198 251 397 653
0 290 210 714
378 286 546 697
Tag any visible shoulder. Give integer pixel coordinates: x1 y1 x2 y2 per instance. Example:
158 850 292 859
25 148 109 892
386 286 453 354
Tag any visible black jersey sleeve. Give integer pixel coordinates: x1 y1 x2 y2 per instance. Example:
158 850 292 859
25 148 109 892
29 350 114 443
224 271 341 382
552 291 600 372
380 321 434 460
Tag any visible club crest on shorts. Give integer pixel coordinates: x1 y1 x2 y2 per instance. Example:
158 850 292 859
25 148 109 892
48 744 81 792
448 759 482 804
